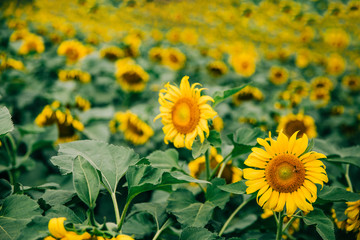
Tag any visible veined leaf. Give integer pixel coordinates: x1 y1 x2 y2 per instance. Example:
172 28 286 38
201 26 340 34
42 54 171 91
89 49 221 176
205 178 230 210
192 138 210 159
16 216 50 240
145 149 181 170
73 156 100 209
217 180 248 195
228 127 265 158
213 84 248 107
0 195 41 240
0 107 14 136
303 208 335 240
51 140 139 194
318 185 360 202
180 227 222 240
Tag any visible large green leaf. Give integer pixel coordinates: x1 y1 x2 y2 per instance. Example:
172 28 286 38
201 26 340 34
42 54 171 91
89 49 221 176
46 205 83 224
180 227 223 240
72 156 100 209
51 140 140 194
122 212 156 239
207 130 222 148
205 178 230 210
145 149 181 170
167 189 215 228
16 216 50 240
324 157 360 168
40 189 76 207
126 164 208 200
318 186 360 202
303 208 335 240
0 195 42 240
192 138 211 159
217 180 248 194
212 84 248 106
127 202 167 228
0 107 14 136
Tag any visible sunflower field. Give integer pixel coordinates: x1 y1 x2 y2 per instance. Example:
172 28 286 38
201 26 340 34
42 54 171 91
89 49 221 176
1 0 360 239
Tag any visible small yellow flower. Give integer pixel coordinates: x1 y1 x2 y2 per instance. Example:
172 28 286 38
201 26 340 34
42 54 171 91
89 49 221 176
207 61 228 77
115 63 149 92
58 40 88 63
161 48 186 71
326 54 345 76
232 86 263 106
58 69 91 83
18 34 45 55
100 46 124 61
48 217 67 238
229 53 256 77
269 66 288 85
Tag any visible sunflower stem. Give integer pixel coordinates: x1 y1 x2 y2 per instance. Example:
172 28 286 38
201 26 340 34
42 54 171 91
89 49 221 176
219 195 253 236
275 211 284 240
345 164 353 192
152 218 173 240
110 192 121 229
216 152 232 179
205 148 211 181
118 195 136 232
282 210 301 232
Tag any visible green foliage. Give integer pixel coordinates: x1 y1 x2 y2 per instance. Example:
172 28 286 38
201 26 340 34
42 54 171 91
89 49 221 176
145 149 182 170
72 156 100 209
303 208 335 240
180 227 223 240
0 195 41 240
217 180 248 195
228 127 265 158
213 84 248 107
205 178 230 210
318 185 360 202
0 107 14 136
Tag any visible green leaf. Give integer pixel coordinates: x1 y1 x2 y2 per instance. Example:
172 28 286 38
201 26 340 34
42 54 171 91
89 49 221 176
16 216 50 240
213 84 248 107
122 212 156 239
41 189 76 206
192 139 210 159
126 165 208 200
46 205 83 224
0 107 14 136
0 179 12 199
0 195 42 240
303 208 335 240
180 227 222 240
318 186 360 202
207 130 222 148
128 202 167 227
145 149 181 170
82 123 110 142
313 139 340 157
228 127 265 158
167 189 215 228
51 140 139 194
224 214 257 233
205 178 230 210
73 156 100 209
324 157 360 168
217 180 248 194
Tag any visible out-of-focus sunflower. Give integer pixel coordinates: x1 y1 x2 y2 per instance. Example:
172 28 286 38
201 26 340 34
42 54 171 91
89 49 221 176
211 116 224 132
269 66 288 85
326 54 345 76
57 40 88 63
295 49 311 68
123 33 141 57
311 76 334 91
154 76 217 149
111 111 154 145
100 46 124 61
0 57 24 71
277 112 317 139
323 28 350 49
151 29 163 42
310 88 331 107
9 29 30 41
229 52 256 77
188 147 242 184
347 0 360 18
58 69 91 83
148 47 163 63
243 131 328 216
180 28 198 46
35 101 84 144
232 86 263 106
166 27 181 44
287 80 309 98
161 48 186 71
115 63 149 92
206 60 228 77
342 75 360 91
18 34 45 55
75 96 91 111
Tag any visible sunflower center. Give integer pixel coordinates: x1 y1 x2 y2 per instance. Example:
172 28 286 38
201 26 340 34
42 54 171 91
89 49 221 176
122 72 143 84
127 119 144 136
275 72 283 79
172 97 200 134
65 48 79 61
265 154 305 193
170 54 179 63
284 119 307 138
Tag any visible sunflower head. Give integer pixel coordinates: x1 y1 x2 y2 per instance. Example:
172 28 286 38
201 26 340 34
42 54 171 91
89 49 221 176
18 34 45 55
269 66 289 85
229 53 256 77
100 46 124 61
244 131 328 216
115 63 149 92
57 40 88 63
207 60 228 77
277 113 317 139
154 76 217 150
326 54 346 76
161 48 186 71
232 86 263 106
342 75 360 91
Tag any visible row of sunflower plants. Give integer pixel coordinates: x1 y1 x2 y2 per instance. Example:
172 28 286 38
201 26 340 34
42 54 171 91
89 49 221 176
1 75 359 240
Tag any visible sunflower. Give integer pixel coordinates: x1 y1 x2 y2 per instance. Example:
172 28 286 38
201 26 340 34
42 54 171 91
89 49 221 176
9 29 30 41
75 96 91 111
269 66 289 85
100 46 124 61
57 40 88 63
232 86 263 106
211 116 224 132
151 29 163 41
295 49 311 68
311 76 334 91
166 27 182 44
323 28 350 49
35 101 84 144
326 2 345 17
111 111 153 145
345 200 360 233
326 54 345 76
347 0 360 18
47 217 91 240
148 47 164 63
310 88 331 107
18 34 45 55
154 76 217 149
161 48 186 71
287 80 309 97
342 75 360 91
115 63 149 92
58 69 91 83
180 28 198 46
207 60 228 77
188 147 242 184
229 53 256 77
277 113 317 139
243 131 328 216
123 34 141 57
1 58 24 71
